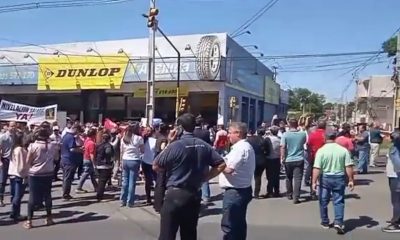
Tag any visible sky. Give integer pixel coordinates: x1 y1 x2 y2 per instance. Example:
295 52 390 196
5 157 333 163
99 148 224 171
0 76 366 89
0 0 399 102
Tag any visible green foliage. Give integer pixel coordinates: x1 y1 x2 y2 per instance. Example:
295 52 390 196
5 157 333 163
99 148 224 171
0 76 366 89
288 88 326 114
382 36 397 57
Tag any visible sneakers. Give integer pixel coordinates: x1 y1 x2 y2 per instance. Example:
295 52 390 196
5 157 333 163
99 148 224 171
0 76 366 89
382 224 400 233
75 189 88 194
334 224 345 235
321 223 331 229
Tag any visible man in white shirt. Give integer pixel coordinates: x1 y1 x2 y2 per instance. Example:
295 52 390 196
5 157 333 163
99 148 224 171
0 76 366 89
219 122 255 240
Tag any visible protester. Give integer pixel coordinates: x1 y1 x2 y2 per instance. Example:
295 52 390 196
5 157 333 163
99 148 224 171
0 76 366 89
306 120 327 200
280 119 307 204
76 128 98 193
8 131 29 221
214 124 229 156
265 126 282 198
142 126 157 205
369 122 384 168
153 113 225 240
60 124 82 200
193 116 213 204
382 131 400 233
49 125 62 181
95 133 114 202
247 128 268 199
0 121 16 207
312 129 354 234
24 127 57 229
219 122 255 240
336 123 355 153
356 125 370 174
153 123 169 213
110 128 122 181
120 122 144 207
75 126 85 179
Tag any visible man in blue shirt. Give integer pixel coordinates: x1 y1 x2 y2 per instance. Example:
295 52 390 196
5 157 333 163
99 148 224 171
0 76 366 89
61 124 82 200
280 119 307 204
153 113 225 240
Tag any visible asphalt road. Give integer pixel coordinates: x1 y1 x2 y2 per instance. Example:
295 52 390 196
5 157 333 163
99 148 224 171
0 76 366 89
0 158 398 240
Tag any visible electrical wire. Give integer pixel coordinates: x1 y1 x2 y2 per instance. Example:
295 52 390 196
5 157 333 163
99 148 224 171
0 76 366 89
231 0 280 37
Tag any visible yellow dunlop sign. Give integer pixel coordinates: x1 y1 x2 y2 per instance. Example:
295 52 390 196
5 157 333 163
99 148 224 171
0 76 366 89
37 55 129 90
133 86 189 98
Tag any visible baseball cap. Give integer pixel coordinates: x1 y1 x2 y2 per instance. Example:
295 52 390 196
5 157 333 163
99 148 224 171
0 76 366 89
325 129 337 140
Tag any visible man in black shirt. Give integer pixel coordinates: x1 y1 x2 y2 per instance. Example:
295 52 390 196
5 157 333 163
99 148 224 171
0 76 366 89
193 116 212 203
153 113 226 240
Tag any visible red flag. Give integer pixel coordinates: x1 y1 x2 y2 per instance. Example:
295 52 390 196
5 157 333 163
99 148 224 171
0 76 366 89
104 118 117 130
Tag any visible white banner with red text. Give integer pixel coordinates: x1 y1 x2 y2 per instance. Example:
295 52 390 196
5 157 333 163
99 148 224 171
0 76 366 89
0 100 57 124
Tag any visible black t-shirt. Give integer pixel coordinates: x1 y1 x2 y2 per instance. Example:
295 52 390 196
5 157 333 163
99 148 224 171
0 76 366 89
247 135 269 165
154 133 224 190
193 127 211 145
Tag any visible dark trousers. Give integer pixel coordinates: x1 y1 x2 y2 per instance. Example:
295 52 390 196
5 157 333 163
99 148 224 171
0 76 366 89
142 162 156 203
27 176 53 220
221 187 252 240
154 171 167 212
54 160 61 180
77 158 84 179
285 160 304 200
0 158 10 202
305 160 316 196
159 188 201 240
62 163 77 197
389 177 400 224
253 161 267 197
10 176 26 218
266 158 281 194
97 169 112 200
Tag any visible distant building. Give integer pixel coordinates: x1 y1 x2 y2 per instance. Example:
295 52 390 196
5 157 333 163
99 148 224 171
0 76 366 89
354 75 394 129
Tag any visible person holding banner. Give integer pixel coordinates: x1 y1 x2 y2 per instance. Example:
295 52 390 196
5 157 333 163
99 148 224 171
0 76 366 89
0 121 17 207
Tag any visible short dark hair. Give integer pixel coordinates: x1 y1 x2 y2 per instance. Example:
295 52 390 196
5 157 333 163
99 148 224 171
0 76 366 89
317 120 327 129
270 126 279 136
257 128 266 136
288 118 298 128
87 128 97 138
195 116 204 127
177 113 196 133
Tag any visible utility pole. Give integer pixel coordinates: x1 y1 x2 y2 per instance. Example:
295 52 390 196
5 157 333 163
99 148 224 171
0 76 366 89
393 32 400 130
145 0 157 126
344 101 348 123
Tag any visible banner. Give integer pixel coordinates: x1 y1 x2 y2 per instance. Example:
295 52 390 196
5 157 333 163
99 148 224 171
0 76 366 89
133 86 189 98
264 76 280 104
0 100 57 123
37 55 129 90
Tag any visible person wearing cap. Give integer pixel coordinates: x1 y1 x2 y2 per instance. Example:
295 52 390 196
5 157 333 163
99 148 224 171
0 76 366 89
50 126 62 181
312 130 354 234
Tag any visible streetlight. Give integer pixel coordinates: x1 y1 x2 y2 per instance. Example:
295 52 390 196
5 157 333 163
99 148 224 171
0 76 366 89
232 30 251 38
243 45 258 50
251 52 264 57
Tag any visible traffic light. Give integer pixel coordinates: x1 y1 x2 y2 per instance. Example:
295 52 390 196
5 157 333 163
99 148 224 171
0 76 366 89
179 97 187 112
147 8 159 28
229 96 237 108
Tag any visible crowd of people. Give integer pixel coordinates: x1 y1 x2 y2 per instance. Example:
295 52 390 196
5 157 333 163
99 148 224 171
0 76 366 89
0 113 399 239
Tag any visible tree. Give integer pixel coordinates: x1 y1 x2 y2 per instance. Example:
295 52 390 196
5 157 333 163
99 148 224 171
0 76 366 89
382 36 397 57
288 88 326 115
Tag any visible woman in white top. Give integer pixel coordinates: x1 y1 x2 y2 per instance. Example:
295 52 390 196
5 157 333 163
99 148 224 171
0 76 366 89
8 131 29 221
120 122 144 207
142 126 157 205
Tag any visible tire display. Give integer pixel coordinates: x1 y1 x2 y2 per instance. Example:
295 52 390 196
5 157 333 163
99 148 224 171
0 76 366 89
195 35 221 81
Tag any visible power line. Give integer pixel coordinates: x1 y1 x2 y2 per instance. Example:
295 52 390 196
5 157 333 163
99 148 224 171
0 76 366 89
231 0 280 37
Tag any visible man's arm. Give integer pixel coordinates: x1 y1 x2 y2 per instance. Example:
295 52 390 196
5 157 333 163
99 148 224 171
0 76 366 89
280 134 286 163
207 148 226 180
152 143 176 172
344 151 355 191
312 167 321 191
222 146 245 175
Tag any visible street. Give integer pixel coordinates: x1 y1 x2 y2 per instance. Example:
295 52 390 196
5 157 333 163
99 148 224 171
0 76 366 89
0 160 397 240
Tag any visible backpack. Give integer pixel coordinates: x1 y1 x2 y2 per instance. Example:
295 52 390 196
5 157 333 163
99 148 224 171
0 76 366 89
96 142 114 167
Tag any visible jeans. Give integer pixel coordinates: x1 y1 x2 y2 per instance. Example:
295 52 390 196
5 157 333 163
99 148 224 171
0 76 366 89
221 187 252 240
370 143 380 166
27 175 53 220
201 182 211 201
0 158 10 202
97 168 112 200
254 161 267 197
389 177 400 224
266 158 281 194
54 159 61 180
357 149 369 174
77 160 98 190
159 188 201 240
318 175 346 226
9 176 26 218
142 162 156 203
120 160 141 205
284 160 304 200
62 162 78 197
77 156 84 179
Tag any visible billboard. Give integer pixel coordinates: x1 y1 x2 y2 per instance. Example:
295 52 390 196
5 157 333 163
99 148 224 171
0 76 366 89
37 55 129 90
0 65 37 85
133 86 189 98
264 76 280 104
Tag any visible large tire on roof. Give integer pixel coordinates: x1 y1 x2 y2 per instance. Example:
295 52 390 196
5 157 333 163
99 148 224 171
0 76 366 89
195 35 221 81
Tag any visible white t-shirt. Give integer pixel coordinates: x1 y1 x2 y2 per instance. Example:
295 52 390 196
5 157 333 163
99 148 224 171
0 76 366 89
142 137 157 165
121 135 144 161
219 139 255 189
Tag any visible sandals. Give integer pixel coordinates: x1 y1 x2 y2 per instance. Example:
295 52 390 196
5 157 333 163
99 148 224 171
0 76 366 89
23 221 32 229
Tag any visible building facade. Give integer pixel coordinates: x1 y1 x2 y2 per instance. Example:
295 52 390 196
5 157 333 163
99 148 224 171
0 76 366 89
354 75 394 129
0 33 284 128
